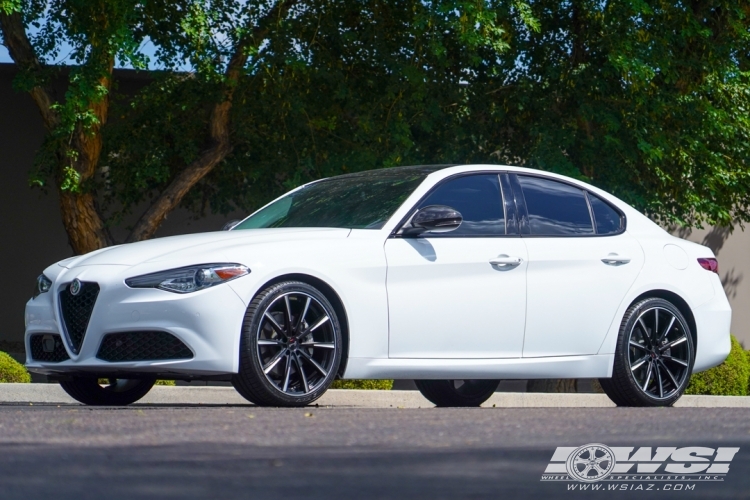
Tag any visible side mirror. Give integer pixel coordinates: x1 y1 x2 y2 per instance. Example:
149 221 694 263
403 205 462 236
222 220 241 231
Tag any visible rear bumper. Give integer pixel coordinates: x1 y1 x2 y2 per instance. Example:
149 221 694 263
692 275 732 373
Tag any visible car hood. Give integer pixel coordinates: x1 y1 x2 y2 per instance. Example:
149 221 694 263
58 228 352 268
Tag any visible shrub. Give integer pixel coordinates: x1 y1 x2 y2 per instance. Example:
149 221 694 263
155 380 176 386
0 351 31 383
685 335 749 396
330 379 393 390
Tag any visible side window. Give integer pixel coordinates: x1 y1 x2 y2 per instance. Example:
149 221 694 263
589 194 622 235
418 174 506 236
517 175 594 235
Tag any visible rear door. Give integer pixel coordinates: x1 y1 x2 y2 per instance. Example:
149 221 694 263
512 174 644 357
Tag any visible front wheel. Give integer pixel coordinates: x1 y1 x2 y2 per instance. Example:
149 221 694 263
232 281 343 407
599 297 694 407
60 377 155 406
415 379 500 407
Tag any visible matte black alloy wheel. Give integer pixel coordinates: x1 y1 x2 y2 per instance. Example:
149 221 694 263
415 379 500 407
599 298 694 407
232 281 342 407
59 377 155 406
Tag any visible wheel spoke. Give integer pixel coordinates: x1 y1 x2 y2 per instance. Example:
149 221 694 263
263 348 288 374
295 352 310 393
284 295 294 332
659 359 680 388
654 309 659 340
637 317 652 345
659 316 676 342
300 342 335 349
298 349 328 377
629 340 649 352
264 312 287 338
296 297 311 333
631 355 649 371
258 339 283 347
656 362 664 398
282 353 292 392
661 354 688 367
642 361 653 391
298 315 330 340
659 335 687 351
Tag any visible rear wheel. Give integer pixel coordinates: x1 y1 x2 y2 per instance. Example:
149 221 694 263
415 379 500 407
232 281 343 407
60 377 155 406
599 297 694 407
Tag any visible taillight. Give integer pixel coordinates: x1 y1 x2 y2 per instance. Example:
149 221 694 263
697 258 719 274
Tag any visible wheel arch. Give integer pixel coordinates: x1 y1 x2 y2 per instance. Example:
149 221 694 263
630 289 698 353
259 273 350 378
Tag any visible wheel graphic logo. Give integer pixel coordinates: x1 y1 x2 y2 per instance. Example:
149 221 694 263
566 444 616 482
69 279 82 296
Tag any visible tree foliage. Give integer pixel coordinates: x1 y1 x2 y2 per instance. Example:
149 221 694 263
1 0 523 252
479 0 750 228
1 1 749 254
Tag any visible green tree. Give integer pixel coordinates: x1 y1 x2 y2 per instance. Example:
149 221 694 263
475 0 750 228
0 0 523 253
0 0 304 253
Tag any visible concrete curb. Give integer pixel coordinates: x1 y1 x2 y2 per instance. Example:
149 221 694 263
1 384 749 407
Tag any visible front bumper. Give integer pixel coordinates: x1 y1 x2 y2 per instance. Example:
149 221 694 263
24 265 247 377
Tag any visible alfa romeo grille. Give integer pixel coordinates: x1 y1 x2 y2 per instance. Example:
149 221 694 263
29 334 70 362
59 281 100 353
96 331 194 362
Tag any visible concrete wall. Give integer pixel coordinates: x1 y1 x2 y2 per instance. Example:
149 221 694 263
1 63 748 348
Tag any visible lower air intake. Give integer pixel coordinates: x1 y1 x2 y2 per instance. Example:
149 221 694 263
30 334 70 362
96 331 194 362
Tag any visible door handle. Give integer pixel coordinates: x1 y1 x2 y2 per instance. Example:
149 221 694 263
601 253 631 266
489 255 523 267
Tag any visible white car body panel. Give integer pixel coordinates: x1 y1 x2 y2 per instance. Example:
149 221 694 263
521 232 644 357
24 164 732 383
385 237 528 358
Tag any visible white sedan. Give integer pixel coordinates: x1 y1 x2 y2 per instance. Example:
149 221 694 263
25 165 731 407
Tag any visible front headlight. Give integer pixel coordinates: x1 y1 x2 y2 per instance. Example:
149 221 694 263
33 274 52 299
125 263 250 294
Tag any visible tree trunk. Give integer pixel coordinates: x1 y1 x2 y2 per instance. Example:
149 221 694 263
1 10 112 254
126 0 298 243
2 1 298 254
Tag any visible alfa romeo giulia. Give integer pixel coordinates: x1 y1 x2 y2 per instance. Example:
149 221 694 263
25 165 731 407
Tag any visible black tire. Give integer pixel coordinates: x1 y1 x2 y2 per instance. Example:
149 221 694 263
232 281 343 407
60 377 155 406
415 379 500 407
599 297 694 407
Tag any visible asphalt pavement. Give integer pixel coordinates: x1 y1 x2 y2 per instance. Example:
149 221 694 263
0 402 748 499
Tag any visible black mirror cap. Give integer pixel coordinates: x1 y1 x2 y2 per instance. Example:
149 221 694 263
404 205 462 236
222 220 242 231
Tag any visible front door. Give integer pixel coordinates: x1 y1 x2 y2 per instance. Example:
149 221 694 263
386 173 528 358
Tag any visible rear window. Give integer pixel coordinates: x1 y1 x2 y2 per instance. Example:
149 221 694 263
589 195 623 235
518 175 594 235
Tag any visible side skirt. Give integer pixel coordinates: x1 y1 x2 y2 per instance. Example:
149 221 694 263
342 354 613 380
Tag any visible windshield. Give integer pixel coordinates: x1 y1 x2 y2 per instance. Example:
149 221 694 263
233 166 446 230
